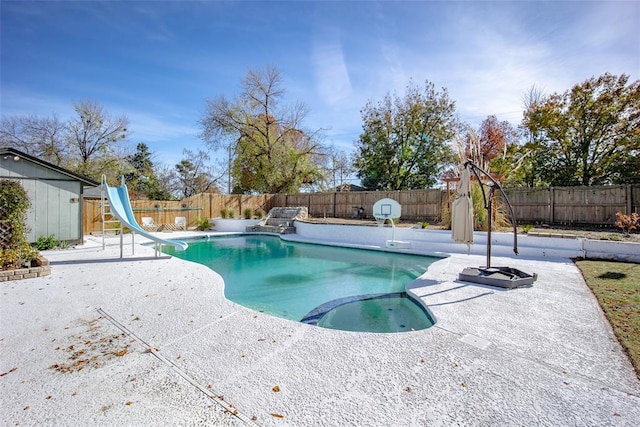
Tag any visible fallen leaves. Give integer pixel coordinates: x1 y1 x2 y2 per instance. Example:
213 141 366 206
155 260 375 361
113 348 129 357
272 385 280 392
270 413 284 418
49 321 132 373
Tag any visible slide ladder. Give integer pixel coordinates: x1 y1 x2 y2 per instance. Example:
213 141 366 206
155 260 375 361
101 185 124 253
101 176 188 257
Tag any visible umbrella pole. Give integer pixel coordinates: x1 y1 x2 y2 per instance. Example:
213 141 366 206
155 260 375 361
486 185 495 268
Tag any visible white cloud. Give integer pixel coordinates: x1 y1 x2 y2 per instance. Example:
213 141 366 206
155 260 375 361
311 26 353 106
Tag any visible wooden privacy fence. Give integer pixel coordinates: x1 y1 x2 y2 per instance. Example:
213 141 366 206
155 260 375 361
83 185 639 234
271 190 445 220
83 193 273 235
503 185 639 226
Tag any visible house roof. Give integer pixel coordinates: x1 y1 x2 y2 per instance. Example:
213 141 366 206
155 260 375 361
332 183 365 192
0 147 100 187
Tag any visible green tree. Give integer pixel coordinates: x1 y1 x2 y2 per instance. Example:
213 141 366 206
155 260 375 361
65 100 129 179
354 80 456 190
522 73 640 185
200 66 326 194
123 142 171 199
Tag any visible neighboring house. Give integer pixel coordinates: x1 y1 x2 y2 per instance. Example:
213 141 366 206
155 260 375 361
0 147 99 244
332 183 365 192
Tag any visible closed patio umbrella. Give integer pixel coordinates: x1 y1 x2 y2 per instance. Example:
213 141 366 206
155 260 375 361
451 165 474 254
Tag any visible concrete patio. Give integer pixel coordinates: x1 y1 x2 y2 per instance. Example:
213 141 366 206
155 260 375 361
1 230 638 426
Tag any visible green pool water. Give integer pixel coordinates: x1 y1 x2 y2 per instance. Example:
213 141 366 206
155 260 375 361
162 235 436 331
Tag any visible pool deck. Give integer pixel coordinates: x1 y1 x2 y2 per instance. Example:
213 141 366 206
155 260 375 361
1 232 639 426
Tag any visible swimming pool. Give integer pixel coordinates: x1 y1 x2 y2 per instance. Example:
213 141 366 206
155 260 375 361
162 235 436 332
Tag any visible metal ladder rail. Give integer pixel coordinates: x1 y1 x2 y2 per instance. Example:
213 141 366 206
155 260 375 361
100 182 125 257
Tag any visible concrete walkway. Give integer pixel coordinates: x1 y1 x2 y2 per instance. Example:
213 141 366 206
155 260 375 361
1 234 638 426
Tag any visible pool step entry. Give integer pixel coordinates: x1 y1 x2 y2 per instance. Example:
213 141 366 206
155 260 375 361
246 206 308 234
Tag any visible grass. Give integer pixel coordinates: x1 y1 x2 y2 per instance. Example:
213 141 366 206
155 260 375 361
575 259 640 377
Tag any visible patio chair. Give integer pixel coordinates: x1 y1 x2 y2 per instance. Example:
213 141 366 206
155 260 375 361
175 216 187 230
141 217 160 232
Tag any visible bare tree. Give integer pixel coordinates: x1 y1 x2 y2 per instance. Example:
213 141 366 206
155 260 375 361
66 100 129 177
521 85 545 144
0 114 68 164
174 149 223 198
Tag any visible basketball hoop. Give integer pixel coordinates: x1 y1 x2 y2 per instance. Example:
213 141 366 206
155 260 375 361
375 216 387 228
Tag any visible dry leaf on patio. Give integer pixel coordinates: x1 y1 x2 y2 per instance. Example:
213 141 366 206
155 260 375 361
272 385 280 392
270 413 284 418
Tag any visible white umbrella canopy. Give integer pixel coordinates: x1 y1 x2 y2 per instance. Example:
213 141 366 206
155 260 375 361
451 165 474 253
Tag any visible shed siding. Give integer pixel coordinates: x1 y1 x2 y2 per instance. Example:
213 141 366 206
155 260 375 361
1 155 84 243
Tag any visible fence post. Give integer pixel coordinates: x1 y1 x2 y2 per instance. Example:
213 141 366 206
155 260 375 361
549 187 555 224
627 184 633 214
332 192 336 217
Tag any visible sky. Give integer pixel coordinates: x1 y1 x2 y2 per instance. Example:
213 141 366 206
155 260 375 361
1 0 639 171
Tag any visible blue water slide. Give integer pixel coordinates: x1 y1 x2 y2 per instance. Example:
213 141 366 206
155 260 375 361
103 177 188 251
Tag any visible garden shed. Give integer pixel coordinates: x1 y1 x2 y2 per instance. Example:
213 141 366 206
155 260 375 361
0 147 99 244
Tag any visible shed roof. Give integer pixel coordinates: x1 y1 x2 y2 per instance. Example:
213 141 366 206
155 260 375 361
1 147 100 187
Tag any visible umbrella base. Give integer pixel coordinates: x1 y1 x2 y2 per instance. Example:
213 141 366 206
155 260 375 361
459 267 537 289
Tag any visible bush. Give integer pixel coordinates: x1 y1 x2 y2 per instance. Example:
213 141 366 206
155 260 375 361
255 209 265 219
521 224 534 234
220 208 235 219
0 180 39 269
36 235 58 250
243 208 253 219
195 217 211 231
615 212 640 236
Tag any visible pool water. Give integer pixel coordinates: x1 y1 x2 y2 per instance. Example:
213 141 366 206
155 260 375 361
162 235 436 331
316 295 434 333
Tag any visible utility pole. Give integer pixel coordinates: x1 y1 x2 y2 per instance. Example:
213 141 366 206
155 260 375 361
227 144 232 194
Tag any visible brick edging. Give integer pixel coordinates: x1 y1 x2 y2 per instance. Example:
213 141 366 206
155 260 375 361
0 257 51 282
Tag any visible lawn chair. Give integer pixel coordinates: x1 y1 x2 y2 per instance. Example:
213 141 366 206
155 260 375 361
141 217 160 232
175 216 187 231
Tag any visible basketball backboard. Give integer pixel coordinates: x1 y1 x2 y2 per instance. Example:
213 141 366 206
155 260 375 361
372 198 401 219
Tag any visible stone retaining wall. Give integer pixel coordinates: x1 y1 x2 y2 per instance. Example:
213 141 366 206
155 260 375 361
0 257 51 282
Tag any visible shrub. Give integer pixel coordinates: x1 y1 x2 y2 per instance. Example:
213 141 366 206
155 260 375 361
615 212 640 236
195 217 211 231
521 224 534 234
255 209 265 219
243 208 253 219
0 180 39 269
36 234 58 250
220 208 230 219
